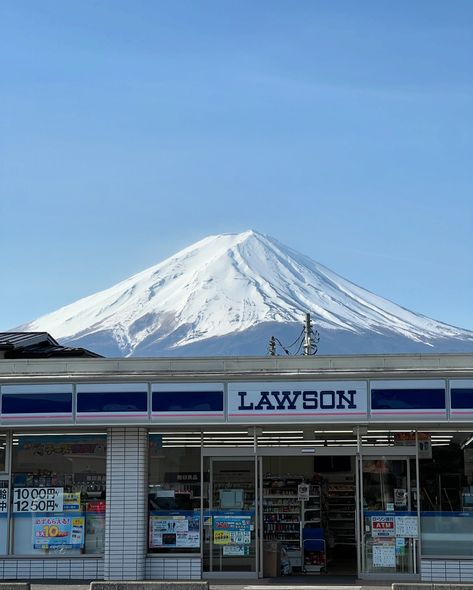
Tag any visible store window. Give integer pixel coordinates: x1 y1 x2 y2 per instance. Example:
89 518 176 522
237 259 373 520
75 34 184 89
148 432 202 554
11 433 106 555
419 431 473 557
362 456 417 574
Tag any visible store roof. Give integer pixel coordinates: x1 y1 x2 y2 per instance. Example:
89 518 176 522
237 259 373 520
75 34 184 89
0 332 102 358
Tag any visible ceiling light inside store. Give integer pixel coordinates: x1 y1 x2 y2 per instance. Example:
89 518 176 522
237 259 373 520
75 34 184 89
150 431 201 435
314 430 353 435
203 430 248 436
263 430 303 434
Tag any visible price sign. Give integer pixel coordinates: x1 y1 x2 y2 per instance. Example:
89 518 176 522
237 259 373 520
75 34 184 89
13 488 63 513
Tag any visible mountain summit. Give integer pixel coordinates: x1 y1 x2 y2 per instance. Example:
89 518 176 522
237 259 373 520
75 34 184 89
18 230 473 356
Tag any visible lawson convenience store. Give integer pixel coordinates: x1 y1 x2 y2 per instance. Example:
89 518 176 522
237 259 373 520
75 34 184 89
0 354 472 582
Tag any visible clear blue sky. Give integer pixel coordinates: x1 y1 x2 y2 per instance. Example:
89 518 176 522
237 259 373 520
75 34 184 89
1 1 472 331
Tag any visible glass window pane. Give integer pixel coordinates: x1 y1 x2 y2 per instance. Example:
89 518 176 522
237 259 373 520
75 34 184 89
419 431 473 556
11 434 106 555
148 433 201 554
202 457 256 574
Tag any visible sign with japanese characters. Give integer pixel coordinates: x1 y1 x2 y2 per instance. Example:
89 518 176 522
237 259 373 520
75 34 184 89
371 516 395 537
0 484 8 513
213 515 252 545
33 516 84 548
63 492 81 512
298 483 310 501
394 488 407 508
149 513 200 548
395 516 418 538
223 545 249 556
13 487 63 513
372 540 396 567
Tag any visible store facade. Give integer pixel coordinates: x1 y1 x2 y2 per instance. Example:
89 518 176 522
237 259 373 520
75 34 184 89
0 354 472 582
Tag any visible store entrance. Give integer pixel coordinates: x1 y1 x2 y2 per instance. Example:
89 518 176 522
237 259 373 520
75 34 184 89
202 456 259 578
360 453 419 577
261 453 358 577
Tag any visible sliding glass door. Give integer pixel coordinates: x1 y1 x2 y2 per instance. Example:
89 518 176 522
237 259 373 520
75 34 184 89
360 454 419 577
202 456 258 577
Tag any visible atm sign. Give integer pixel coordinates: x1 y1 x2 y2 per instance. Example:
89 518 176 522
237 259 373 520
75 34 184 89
371 516 395 537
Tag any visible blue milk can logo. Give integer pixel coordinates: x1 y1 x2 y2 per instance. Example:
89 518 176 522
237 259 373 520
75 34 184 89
228 381 367 422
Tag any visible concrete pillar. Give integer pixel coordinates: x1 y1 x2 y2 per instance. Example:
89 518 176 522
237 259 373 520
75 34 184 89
104 427 148 580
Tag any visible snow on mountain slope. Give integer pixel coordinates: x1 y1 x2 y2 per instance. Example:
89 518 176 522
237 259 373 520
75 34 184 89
17 230 473 356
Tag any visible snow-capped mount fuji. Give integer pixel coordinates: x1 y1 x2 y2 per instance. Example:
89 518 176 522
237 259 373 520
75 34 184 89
17 230 473 357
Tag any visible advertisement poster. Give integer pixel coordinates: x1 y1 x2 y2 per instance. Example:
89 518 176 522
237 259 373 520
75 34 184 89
298 483 310 501
395 516 418 538
85 512 105 553
149 512 200 549
64 493 81 512
214 530 232 545
371 516 395 537
394 489 407 509
33 516 85 549
372 540 396 568
213 515 252 545
396 537 406 556
394 432 432 458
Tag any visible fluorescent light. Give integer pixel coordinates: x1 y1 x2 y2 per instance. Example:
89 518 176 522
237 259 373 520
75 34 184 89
263 430 304 434
204 430 248 436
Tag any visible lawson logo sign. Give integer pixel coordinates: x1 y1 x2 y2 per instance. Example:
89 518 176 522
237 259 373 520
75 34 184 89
227 381 368 422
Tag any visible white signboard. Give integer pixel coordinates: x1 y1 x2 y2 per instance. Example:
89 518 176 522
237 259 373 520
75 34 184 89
394 488 408 508
13 487 63 513
298 483 310 501
228 381 368 422
373 542 396 568
395 516 418 538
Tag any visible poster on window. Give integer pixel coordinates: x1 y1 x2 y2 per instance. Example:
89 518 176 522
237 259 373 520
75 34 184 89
395 516 418 537
149 513 200 548
13 487 63 513
223 545 249 556
371 516 395 537
33 516 85 549
213 515 252 545
396 537 406 556
63 492 81 512
372 540 396 568
394 488 407 509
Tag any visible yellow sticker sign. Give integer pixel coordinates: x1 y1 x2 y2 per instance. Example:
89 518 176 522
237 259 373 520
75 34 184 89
213 530 231 545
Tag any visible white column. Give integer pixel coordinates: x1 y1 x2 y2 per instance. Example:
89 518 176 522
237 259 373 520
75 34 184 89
104 427 148 580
